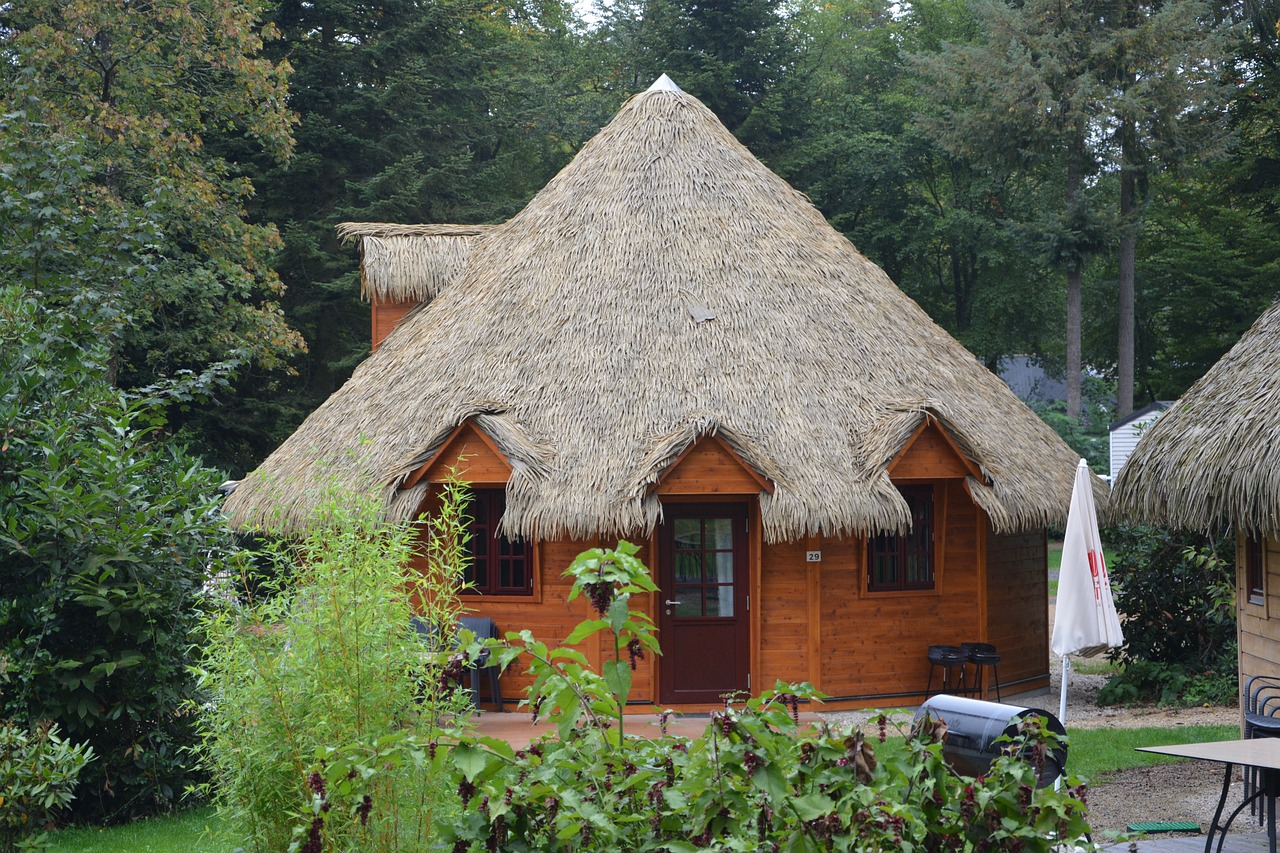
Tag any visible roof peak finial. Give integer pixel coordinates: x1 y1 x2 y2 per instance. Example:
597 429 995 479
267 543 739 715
647 74 683 93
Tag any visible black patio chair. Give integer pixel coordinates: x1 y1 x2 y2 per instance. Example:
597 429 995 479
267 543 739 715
411 615 505 711
1244 674 1280 820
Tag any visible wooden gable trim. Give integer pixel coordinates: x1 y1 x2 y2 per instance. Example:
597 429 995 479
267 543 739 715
653 434 775 496
402 420 512 490
887 417 983 481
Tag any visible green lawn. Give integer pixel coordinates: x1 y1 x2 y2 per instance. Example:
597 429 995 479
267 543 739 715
46 806 233 853
1066 724 1238 781
1048 539 1062 597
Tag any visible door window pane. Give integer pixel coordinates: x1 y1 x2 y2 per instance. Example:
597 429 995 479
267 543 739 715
706 586 734 617
673 585 703 617
674 518 701 550
705 517 733 550
674 552 702 583
709 551 734 584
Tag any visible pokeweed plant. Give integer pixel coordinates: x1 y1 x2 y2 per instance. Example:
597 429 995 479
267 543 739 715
192 480 475 853
305 541 1096 851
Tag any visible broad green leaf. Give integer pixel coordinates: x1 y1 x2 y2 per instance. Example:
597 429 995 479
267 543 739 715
791 792 835 821
451 743 489 783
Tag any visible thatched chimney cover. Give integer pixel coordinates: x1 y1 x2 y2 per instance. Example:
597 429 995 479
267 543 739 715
335 222 495 304
1112 298 1280 536
225 80 1094 540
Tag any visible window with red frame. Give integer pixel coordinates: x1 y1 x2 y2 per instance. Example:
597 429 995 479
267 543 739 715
464 489 532 595
868 486 935 592
1247 532 1265 606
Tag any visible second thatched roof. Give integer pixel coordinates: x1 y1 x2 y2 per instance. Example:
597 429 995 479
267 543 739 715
225 77 1096 541
1112 298 1280 536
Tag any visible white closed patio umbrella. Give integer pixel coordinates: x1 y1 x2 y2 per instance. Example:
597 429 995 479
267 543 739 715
1051 459 1124 727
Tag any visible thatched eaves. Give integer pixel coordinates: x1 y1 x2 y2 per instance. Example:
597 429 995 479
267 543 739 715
336 222 496 303
1112 298 1280 536
226 80 1097 541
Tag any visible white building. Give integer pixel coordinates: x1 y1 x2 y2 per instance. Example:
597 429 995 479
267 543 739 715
1109 402 1172 482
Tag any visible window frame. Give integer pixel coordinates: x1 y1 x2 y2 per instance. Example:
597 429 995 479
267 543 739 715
463 488 532 596
867 485 935 593
1246 532 1266 607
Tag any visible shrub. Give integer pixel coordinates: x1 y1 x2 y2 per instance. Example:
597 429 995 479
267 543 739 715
1099 525 1237 707
193 483 473 852
0 285 233 822
301 542 1095 851
0 722 94 851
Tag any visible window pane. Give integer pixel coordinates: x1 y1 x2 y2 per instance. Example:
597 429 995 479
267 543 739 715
673 585 702 617
706 586 734 617
705 517 733 550
674 552 702 583
709 551 733 584
470 557 487 589
674 518 701 550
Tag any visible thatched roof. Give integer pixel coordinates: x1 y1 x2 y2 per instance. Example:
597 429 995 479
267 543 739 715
336 222 496 303
1112 298 1280 536
226 77 1097 541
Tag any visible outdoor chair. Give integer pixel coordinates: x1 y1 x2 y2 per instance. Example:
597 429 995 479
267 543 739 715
926 645 968 695
961 642 1002 702
1244 674 1280 820
411 615 504 711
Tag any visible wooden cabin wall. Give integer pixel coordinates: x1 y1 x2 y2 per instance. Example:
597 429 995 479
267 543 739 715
407 532 661 709
771 479 988 706
984 526 1050 693
1238 531 1280 687
372 299 418 351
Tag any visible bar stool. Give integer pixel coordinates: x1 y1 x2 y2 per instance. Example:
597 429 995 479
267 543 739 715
926 645 968 695
962 642 1002 701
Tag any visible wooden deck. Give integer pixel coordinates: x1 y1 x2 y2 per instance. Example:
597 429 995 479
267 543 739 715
1104 832 1270 851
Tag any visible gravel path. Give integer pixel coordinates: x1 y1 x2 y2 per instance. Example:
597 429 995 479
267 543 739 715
819 598 1256 841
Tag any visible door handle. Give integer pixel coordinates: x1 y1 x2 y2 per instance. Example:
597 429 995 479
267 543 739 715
664 599 681 606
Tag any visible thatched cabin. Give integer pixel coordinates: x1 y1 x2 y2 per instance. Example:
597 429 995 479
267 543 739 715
1112 299 1280 688
225 77 1098 710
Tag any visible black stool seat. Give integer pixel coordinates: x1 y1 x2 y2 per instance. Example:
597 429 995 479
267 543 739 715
962 642 1002 701
926 645 968 695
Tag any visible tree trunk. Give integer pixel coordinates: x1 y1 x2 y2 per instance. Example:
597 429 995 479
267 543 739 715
1066 151 1083 420
1118 162 1136 419
1116 112 1136 417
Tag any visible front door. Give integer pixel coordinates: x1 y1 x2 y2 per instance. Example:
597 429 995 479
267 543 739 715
658 503 750 704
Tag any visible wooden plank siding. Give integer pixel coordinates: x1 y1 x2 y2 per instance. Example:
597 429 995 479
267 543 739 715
1238 531 1280 691
420 422 512 485
985 526 1050 694
654 436 771 496
371 299 418 351
806 481 993 707
408 534 612 710
404 419 1052 711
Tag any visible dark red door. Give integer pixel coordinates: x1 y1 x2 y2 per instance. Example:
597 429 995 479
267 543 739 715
658 504 750 704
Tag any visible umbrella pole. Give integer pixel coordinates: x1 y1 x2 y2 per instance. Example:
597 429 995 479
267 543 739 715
1055 655 1070 791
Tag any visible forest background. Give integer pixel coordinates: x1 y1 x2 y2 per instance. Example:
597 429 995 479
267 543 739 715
5 0 1280 478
